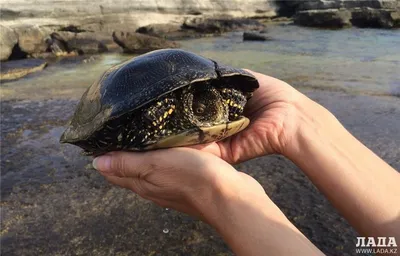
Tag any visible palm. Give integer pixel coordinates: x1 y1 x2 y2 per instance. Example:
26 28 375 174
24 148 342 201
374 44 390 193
194 71 301 164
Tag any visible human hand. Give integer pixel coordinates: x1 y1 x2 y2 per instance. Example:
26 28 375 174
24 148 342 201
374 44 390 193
92 148 266 222
194 70 310 164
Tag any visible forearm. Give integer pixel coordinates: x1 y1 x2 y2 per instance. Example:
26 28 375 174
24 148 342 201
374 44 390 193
287 95 400 237
203 188 324 256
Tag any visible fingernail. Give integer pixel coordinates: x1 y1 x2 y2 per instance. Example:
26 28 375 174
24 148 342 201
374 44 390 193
92 155 112 172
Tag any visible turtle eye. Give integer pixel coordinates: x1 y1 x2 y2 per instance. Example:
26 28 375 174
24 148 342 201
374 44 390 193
194 103 206 115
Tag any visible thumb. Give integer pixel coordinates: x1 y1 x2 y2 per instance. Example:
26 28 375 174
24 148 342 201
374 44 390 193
92 151 149 178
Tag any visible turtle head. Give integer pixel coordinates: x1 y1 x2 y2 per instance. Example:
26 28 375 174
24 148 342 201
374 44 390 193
143 83 250 150
179 84 229 127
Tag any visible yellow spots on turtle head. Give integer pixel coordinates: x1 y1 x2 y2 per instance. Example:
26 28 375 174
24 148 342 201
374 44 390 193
163 112 168 118
159 125 163 129
159 116 163 122
168 108 174 114
157 101 162 106
233 103 238 108
226 99 230 104
152 121 157 126
147 132 151 136
229 101 234 106
234 113 238 117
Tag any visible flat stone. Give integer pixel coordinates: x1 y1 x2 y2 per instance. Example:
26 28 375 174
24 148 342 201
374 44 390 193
0 58 47 81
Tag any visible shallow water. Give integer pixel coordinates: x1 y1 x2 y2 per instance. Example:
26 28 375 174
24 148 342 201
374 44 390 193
180 25 400 97
1 24 399 100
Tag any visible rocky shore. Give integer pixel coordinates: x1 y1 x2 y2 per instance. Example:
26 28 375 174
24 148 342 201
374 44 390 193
291 0 400 28
0 0 398 83
1 0 399 81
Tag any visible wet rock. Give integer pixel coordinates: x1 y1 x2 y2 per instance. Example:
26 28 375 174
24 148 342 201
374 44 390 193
56 32 112 54
183 17 223 33
351 9 400 28
0 25 18 61
46 33 70 56
13 26 50 57
135 23 203 40
294 9 352 28
135 23 182 38
112 31 179 53
44 32 114 56
0 59 47 81
243 31 271 41
278 0 400 28
182 17 265 34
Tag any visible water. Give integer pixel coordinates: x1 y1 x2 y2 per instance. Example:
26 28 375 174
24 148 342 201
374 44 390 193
1 24 399 100
180 25 400 97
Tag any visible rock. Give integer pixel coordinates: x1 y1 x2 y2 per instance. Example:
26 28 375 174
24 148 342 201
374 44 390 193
351 8 400 28
182 17 265 34
277 0 400 29
182 17 223 33
45 32 116 56
56 32 111 54
288 0 398 12
0 8 20 20
112 31 179 53
135 23 182 38
0 26 18 61
294 9 352 28
0 58 47 81
0 0 273 19
243 32 271 41
13 26 50 56
47 33 70 56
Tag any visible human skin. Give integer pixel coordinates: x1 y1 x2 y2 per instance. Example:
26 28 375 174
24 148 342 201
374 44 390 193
92 70 400 255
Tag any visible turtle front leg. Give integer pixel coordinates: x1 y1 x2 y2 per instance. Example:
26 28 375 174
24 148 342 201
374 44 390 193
143 98 176 139
126 97 176 149
219 88 247 120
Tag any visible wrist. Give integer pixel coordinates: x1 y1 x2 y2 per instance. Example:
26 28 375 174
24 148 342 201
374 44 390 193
199 176 289 230
200 179 324 255
283 94 348 162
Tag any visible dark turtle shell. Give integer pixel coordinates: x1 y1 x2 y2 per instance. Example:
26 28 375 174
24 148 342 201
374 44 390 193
60 49 258 143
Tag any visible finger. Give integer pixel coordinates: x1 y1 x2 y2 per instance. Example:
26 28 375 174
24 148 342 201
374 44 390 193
92 151 153 178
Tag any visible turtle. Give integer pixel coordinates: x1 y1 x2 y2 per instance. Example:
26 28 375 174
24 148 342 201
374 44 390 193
60 49 259 155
